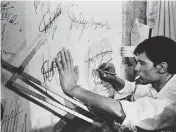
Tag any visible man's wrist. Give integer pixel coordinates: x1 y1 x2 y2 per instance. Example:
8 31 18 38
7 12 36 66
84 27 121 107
68 85 82 97
111 77 125 91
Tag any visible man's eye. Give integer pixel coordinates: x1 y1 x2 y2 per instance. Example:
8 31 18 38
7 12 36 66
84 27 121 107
140 62 144 65
134 59 137 65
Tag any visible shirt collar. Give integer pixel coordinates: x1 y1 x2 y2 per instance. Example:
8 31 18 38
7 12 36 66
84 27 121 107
155 75 176 103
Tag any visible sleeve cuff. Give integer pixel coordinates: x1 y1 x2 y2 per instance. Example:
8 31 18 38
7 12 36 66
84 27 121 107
114 80 135 100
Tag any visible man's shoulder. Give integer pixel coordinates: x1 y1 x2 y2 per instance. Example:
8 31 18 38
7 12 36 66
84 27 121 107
168 74 176 87
134 84 156 100
156 75 176 103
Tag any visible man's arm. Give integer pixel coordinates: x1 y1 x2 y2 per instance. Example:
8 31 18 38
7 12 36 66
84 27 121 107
56 48 126 123
98 63 136 100
120 97 176 131
110 76 125 91
68 85 126 123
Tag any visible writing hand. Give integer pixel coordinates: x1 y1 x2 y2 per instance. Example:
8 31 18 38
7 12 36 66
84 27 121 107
56 48 79 95
97 63 116 84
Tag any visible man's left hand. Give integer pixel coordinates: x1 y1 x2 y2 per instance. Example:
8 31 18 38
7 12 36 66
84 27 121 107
56 48 79 95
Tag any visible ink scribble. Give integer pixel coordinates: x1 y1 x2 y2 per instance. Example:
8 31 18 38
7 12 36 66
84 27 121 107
85 42 113 64
1 1 19 25
1 99 27 132
33 0 45 15
1 1 18 42
68 11 111 41
1 23 6 42
39 4 62 33
85 50 112 64
1 1 20 57
41 51 61 83
68 12 111 30
85 41 113 92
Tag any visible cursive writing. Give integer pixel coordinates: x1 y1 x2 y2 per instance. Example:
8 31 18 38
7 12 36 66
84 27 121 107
1 1 20 57
68 12 110 30
41 52 61 83
33 0 44 15
85 42 113 64
85 41 113 92
85 50 112 64
39 4 62 33
1 1 19 25
90 69 112 92
68 11 111 41
1 99 28 132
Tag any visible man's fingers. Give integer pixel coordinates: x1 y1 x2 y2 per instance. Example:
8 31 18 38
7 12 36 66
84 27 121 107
68 50 73 68
108 63 115 73
55 57 64 75
103 73 107 77
63 48 71 70
97 69 107 78
98 63 107 69
61 48 67 70
74 65 79 78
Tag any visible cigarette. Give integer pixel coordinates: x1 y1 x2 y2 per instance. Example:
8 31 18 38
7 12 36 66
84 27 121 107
97 68 116 75
135 75 140 80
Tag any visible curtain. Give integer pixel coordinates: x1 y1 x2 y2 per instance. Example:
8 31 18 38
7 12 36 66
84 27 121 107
151 1 176 42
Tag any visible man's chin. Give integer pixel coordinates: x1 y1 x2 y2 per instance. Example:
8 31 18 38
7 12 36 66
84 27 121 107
135 77 148 85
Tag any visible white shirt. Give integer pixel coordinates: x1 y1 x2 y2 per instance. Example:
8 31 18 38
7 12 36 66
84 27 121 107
114 75 176 131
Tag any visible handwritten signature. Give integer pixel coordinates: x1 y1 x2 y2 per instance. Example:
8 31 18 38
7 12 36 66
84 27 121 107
68 11 111 41
1 99 27 132
41 52 61 83
1 1 20 57
85 42 113 92
39 4 62 33
68 12 110 30
85 42 113 64
1 1 19 25
91 69 112 92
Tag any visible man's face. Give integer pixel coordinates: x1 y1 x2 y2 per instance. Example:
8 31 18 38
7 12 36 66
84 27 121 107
134 52 160 84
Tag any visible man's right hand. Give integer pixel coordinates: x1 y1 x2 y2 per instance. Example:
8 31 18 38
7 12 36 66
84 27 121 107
97 63 116 84
98 63 125 92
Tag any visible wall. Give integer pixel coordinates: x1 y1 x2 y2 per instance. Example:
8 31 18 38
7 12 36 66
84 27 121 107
1 1 122 131
121 1 147 81
1 1 32 131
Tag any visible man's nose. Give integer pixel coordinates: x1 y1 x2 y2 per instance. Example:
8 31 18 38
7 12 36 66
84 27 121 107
134 62 140 72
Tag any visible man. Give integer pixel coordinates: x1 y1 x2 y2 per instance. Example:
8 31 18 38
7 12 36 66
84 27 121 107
56 36 176 131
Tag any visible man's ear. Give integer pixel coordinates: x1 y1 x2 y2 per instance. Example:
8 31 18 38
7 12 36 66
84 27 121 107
157 62 168 74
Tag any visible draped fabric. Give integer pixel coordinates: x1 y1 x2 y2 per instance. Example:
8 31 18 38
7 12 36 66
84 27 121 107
152 1 176 42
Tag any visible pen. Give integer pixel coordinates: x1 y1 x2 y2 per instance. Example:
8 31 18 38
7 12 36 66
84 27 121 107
97 68 116 75
104 58 113 66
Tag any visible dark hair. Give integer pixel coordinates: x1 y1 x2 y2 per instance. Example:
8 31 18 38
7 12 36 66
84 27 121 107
134 36 176 74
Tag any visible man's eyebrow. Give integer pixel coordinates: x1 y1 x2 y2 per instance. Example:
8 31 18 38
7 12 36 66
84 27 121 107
137 59 146 63
134 57 144 62
134 56 146 64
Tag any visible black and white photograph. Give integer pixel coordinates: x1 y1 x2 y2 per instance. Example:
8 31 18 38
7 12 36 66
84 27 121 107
1 1 176 132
